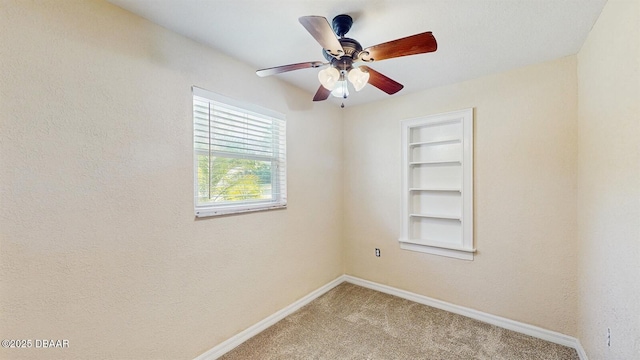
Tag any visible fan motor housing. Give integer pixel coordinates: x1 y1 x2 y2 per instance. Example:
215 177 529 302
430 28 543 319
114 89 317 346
323 37 363 62
332 14 353 37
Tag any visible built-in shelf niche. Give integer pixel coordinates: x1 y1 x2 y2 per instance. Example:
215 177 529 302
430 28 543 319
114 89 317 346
400 108 474 260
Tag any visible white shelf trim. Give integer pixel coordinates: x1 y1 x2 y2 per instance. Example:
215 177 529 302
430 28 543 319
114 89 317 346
400 108 474 260
409 213 461 220
409 160 461 166
399 238 476 253
409 187 461 192
409 138 461 147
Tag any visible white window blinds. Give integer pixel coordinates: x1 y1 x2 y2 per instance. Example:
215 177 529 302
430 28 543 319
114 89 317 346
193 87 286 217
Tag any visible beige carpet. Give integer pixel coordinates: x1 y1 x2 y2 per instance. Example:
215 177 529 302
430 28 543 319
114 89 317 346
220 282 578 359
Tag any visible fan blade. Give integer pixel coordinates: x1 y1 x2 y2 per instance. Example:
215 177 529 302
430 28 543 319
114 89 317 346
299 16 345 58
360 66 404 95
313 85 331 101
256 61 325 77
360 32 437 62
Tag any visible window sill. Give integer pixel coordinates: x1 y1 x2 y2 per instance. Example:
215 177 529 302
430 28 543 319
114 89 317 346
195 203 286 218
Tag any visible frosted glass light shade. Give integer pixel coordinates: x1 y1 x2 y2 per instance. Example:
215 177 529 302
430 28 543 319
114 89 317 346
331 80 349 98
347 67 370 91
318 67 340 90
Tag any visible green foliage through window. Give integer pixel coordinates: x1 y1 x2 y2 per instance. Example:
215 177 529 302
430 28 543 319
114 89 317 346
193 87 286 216
197 155 272 203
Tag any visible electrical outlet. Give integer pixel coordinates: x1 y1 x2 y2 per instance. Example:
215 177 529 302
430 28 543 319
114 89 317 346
607 328 611 347
375 248 381 257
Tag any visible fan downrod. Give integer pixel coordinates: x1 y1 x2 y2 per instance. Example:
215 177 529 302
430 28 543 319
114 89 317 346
332 14 353 37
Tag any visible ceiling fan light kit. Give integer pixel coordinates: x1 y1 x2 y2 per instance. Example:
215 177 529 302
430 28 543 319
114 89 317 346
256 14 437 105
348 67 370 92
317 66 339 90
318 64 368 97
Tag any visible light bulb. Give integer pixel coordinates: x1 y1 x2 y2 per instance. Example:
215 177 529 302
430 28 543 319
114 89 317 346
318 67 340 90
331 80 349 99
347 67 370 91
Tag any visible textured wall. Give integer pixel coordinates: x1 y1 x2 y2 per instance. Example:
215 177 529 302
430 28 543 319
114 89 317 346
342 57 579 336
577 0 640 357
4 1 638 359
0 1 343 359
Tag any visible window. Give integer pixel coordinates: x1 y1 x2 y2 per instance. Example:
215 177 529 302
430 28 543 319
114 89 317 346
399 108 474 260
193 87 286 217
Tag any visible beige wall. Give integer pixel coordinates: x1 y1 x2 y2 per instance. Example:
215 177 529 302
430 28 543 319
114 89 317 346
3 0 639 359
343 56 579 336
577 0 640 358
0 1 343 359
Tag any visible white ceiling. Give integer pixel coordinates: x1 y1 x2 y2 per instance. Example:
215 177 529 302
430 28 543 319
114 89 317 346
107 0 607 107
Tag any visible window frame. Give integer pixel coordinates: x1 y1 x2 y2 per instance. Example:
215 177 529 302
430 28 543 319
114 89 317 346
193 86 287 217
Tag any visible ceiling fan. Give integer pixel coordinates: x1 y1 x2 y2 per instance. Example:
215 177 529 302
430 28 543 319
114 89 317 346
256 14 437 104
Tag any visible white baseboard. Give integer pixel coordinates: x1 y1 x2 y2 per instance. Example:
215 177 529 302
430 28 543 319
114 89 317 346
574 340 589 360
343 275 588 360
195 275 588 360
193 276 345 360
